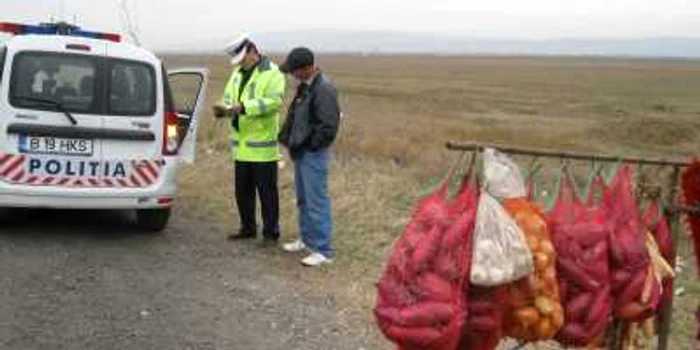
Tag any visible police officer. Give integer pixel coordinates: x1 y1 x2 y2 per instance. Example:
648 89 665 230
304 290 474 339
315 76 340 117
212 34 285 244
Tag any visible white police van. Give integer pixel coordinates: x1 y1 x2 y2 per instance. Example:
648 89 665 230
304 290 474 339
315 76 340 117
0 22 209 231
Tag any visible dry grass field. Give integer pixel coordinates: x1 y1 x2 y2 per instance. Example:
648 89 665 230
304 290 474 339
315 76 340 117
163 55 700 349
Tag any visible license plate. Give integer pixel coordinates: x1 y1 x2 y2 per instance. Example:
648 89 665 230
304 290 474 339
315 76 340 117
19 135 94 157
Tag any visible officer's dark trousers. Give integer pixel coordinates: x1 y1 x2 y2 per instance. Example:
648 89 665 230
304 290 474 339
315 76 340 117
234 161 280 240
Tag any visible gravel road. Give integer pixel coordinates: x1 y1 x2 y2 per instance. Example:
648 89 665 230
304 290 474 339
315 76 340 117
0 209 379 350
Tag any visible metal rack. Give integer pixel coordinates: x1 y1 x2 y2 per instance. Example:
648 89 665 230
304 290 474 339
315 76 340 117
446 140 695 350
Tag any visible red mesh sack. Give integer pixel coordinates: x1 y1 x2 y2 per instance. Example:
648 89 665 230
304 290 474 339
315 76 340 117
548 167 586 221
696 307 700 348
644 201 676 313
548 167 613 348
684 160 700 350
603 166 660 322
375 169 477 350
681 159 700 278
643 202 674 266
457 286 506 350
586 170 607 206
683 159 700 350
526 176 535 202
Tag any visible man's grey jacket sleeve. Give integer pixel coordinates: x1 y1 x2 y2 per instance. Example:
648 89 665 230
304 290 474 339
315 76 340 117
309 81 340 150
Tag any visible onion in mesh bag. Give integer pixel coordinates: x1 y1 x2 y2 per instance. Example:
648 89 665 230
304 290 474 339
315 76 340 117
471 193 533 286
483 147 526 199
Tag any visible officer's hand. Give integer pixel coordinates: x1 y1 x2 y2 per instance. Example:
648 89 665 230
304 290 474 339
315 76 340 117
212 103 230 118
230 103 243 117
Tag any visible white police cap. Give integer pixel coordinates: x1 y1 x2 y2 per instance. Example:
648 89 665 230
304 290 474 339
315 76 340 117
224 33 258 65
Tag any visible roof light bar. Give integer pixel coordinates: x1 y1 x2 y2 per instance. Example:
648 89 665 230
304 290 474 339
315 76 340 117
0 22 28 35
71 29 121 42
0 21 121 42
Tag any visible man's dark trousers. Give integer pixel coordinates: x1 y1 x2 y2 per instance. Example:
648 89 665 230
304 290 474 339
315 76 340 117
234 161 280 240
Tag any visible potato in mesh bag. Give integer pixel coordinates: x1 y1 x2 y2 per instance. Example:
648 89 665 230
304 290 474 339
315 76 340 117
471 192 534 286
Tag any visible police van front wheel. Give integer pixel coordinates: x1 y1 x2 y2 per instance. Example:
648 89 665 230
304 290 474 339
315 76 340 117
136 208 171 233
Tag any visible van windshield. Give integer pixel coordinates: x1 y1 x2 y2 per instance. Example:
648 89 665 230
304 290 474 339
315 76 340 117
10 52 98 114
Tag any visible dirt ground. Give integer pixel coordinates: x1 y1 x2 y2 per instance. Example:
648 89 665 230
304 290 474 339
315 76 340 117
0 209 381 350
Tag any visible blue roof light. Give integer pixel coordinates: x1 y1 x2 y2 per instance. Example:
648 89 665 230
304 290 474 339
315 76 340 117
0 21 121 42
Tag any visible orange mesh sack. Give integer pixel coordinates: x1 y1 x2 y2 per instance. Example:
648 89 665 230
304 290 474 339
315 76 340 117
502 198 564 342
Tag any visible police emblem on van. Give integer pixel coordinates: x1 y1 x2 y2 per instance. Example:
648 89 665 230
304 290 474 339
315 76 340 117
27 158 127 178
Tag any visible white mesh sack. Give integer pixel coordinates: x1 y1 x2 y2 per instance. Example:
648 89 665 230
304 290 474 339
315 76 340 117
470 192 534 286
484 147 526 199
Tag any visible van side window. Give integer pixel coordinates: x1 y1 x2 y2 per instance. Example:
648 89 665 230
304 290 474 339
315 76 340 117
162 64 175 115
0 46 6 83
108 60 155 116
10 52 98 114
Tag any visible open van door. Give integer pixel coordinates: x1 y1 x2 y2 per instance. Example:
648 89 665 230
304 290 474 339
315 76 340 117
167 68 209 164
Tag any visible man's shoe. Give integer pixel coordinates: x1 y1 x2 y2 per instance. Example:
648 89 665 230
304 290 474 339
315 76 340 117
227 231 256 241
301 252 334 267
282 239 306 253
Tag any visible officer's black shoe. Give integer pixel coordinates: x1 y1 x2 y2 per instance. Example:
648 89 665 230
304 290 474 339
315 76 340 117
227 230 256 241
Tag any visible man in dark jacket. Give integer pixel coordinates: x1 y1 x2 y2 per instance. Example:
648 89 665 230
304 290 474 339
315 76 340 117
278 47 340 267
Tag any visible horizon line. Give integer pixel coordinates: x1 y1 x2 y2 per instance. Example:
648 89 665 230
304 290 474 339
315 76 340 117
236 29 700 41
154 51 700 61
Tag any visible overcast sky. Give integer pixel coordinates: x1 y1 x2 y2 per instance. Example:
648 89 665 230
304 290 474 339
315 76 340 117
2 0 699 50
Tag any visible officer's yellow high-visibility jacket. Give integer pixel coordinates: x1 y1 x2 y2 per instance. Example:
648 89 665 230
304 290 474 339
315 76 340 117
222 57 285 162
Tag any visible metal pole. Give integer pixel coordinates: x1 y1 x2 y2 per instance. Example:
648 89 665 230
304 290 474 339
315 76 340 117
657 166 681 350
446 141 689 167
607 319 623 350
